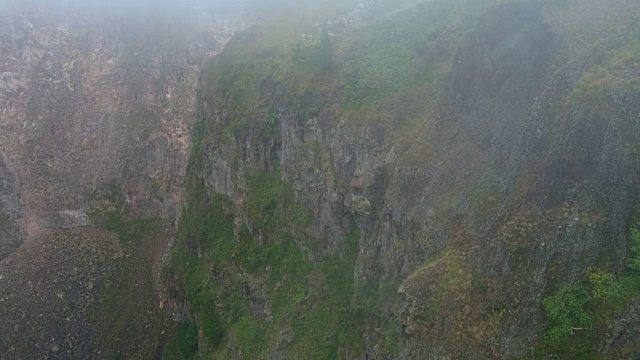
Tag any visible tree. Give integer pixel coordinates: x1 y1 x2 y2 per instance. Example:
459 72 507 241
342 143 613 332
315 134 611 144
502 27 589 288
587 267 621 301
543 283 592 344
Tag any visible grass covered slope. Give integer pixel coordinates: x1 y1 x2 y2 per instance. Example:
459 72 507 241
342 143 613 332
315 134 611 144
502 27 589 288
166 163 364 358
166 0 640 358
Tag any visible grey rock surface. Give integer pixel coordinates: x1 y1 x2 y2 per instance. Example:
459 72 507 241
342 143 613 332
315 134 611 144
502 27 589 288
0 1 249 358
0 151 21 260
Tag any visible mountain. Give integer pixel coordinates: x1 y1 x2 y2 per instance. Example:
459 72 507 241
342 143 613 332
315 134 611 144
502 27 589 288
1 0 640 359
0 1 247 357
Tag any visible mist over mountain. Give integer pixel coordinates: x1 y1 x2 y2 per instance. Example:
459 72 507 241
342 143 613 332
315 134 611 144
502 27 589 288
1 0 640 359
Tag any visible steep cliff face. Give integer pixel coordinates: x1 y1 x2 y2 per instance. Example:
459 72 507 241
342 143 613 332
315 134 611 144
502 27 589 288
0 2 246 233
2 0 639 358
0 2 248 358
169 0 640 359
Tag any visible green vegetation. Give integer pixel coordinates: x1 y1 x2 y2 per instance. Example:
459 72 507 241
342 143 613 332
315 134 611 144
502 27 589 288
542 282 592 345
527 223 640 359
341 1 458 113
200 0 486 141
102 209 159 245
292 29 336 73
403 250 474 321
628 226 640 271
264 110 278 127
200 0 353 120
586 267 622 301
164 321 199 360
245 169 313 234
166 154 368 358
168 181 230 353
167 1 640 359
567 41 640 108
168 2 492 357
89 209 169 357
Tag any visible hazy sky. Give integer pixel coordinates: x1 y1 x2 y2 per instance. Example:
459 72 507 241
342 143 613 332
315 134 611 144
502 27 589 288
0 0 260 15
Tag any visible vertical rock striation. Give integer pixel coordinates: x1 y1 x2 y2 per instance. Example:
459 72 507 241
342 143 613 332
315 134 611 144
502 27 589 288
0 1 249 358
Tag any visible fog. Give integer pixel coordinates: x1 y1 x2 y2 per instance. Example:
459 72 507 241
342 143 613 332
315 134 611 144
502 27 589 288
0 0 346 28
0 0 269 47
0 0 263 25
0 0 296 14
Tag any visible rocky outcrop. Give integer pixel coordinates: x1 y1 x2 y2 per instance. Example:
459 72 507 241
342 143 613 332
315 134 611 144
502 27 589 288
0 2 247 231
0 1 249 358
0 227 123 358
1 0 639 358
190 0 640 358
0 150 21 259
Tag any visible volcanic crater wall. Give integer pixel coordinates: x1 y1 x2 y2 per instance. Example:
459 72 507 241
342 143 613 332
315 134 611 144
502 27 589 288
0 2 247 254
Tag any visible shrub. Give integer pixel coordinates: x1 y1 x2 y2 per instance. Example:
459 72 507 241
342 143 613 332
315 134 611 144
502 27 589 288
587 267 621 301
628 227 640 271
543 283 592 345
163 321 199 360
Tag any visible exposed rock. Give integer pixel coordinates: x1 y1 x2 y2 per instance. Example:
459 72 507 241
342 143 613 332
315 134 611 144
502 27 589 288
0 2 248 224
192 0 640 358
352 195 372 215
272 350 289 360
41 210 90 229
0 150 22 260
0 1 249 358
0 228 122 358
3 0 640 359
